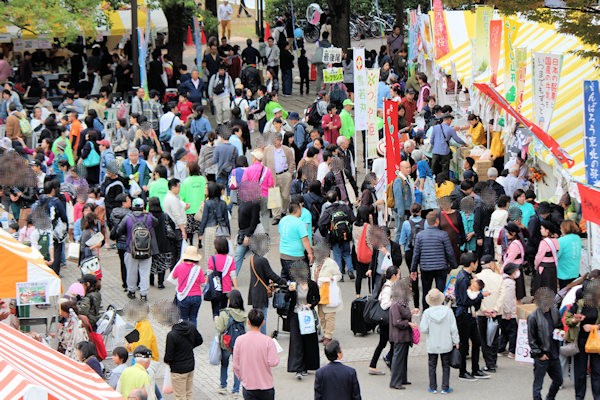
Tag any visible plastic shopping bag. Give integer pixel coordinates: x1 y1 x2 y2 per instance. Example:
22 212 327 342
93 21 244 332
487 317 499 347
585 326 600 354
209 335 221 365
328 280 341 308
162 365 173 394
298 309 316 335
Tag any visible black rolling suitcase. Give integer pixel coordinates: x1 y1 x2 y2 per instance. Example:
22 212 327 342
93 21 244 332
351 277 375 335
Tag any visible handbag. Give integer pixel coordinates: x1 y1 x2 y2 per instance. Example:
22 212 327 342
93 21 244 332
487 317 499 347
209 335 221 365
450 347 461 369
560 341 580 357
80 256 102 279
162 365 173 394
318 281 330 305
412 326 421 345
67 242 80 262
363 297 389 325
267 187 282 210
82 143 101 167
328 280 341 308
356 224 373 264
273 290 287 309
298 309 316 335
214 202 230 237
585 326 600 354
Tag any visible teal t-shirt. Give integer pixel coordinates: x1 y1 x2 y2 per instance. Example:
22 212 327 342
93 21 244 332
278 215 308 257
557 233 582 280
180 175 208 214
148 178 169 207
300 208 313 245
518 202 536 227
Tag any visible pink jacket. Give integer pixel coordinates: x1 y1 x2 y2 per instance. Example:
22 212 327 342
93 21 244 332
534 238 559 270
503 239 524 267
233 331 280 390
242 161 274 197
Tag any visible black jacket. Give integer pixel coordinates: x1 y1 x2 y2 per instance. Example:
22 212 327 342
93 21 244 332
315 361 362 400
109 207 132 244
198 199 230 235
527 308 561 359
455 269 483 317
485 179 506 198
164 321 203 373
317 201 355 242
285 279 320 319
303 192 326 229
369 240 403 272
280 49 295 70
248 254 286 309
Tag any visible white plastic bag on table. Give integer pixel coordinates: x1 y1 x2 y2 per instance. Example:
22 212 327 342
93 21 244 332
470 145 486 158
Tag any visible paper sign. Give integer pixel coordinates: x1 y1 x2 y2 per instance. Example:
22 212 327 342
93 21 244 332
515 319 533 364
323 67 343 83
16 282 49 306
322 47 342 64
532 52 563 132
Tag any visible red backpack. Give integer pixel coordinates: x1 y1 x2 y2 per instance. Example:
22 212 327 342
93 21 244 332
356 224 373 264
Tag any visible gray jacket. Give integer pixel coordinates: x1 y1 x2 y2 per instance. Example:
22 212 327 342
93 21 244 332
411 225 457 273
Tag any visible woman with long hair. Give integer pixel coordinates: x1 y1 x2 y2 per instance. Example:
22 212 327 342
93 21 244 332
502 222 527 302
557 220 582 289
147 197 175 288
214 289 247 396
533 220 560 293
207 237 238 317
198 131 218 182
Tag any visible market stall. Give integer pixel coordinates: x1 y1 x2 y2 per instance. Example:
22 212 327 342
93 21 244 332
0 324 122 399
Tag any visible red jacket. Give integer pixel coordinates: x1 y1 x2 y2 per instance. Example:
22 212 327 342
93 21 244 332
321 112 341 145
401 98 417 125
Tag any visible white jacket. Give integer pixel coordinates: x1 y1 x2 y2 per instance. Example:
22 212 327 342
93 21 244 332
420 305 460 354
476 268 505 316
312 257 343 313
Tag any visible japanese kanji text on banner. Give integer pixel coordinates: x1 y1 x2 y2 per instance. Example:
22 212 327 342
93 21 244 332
353 48 367 130
532 52 563 133
384 100 400 184
366 68 380 159
583 80 600 186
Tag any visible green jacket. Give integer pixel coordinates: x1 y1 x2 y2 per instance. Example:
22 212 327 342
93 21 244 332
215 307 248 350
339 109 355 139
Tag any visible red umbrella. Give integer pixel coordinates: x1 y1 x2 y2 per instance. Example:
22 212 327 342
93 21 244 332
186 26 193 46
264 22 271 41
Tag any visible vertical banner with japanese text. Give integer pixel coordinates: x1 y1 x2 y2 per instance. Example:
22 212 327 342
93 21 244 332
583 81 600 186
489 20 502 86
366 68 380 160
515 47 528 113
578 184 600 225
503 18 521 104
532 52 563 132
473 6 493 76
137 28 148 95
433 0 449 59
353 48 367 130
384 100 400 184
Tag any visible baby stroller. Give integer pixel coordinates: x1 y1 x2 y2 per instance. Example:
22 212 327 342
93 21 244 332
96 304 129 352
271 284 290 339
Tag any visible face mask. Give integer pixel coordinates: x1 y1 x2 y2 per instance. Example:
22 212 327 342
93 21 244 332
513 271 521 279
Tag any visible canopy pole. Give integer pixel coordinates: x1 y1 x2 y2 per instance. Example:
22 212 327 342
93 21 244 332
132 0 140 87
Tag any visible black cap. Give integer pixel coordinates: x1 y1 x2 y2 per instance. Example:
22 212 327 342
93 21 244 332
406 88 416 94
480 255 496 265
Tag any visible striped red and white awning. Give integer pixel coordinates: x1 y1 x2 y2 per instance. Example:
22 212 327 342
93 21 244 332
0 324 123 400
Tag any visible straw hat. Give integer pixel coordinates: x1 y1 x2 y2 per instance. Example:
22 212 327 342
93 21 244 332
182 246 201 262
425 288 445 307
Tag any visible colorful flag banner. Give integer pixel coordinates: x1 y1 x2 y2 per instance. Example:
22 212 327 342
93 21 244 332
515 47 528 112
137 28 148 96
578 184 600 225
384 100 400 184
473 83 574 168
532 52 563 132
473 6 493 76
489 20 502 86
366 68 380 159
583 80 600 186
323 67 343 83
503 18 521 104
353 48 367 130
433 0 450 59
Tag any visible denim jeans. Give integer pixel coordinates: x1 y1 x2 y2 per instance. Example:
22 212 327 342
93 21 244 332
393 210 407 244
221 348 240 392
235 243 250 274
177 295 202 326
332 241 354 274
532 357 562 400
282 69 293 95
260 306 269 335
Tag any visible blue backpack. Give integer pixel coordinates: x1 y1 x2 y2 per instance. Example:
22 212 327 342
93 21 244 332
222 314 246 352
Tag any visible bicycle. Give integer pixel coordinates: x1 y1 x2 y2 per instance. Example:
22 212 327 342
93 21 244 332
303 3 323 43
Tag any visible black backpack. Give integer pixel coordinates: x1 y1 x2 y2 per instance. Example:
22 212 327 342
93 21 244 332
330 210 352 242
213 75 226 95
306 101 322 127
408 219 425 250
131 214 152 259
222 314 246 352
277 29 288 49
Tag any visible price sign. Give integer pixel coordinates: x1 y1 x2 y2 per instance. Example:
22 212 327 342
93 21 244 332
323 68 343 83
515 319 533 364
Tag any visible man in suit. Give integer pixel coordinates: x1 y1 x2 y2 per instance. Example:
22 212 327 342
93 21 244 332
314 340 362 400
263 133 296 225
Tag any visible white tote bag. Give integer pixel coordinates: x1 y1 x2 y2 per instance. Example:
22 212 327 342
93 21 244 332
328 280 341 308
298 309 316 335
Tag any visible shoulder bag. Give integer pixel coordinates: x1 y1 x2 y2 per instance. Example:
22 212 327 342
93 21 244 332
251 256 274 297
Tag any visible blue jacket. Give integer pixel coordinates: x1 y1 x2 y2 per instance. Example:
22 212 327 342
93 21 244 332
430 122 466 156
120 159 150 188
411 225 456 273
180 79 204 104
392 176 413 213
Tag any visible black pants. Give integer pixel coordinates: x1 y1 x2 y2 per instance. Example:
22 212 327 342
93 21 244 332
211 293 229 317
243 388 275 400
238 0 250 16
390 342 410 387
280 258 299 282
51 239 63 275
354 262 369 296
370 323 392 369
477 316 499 369
428 352 451 391
456 313 481 375
404 249 420 309
558 277 576 290
431 153 451 177
532 357 562 400
118 248 127 288
573 349 600 400
300 74 309 95
421 270 447 310
498 318 518 354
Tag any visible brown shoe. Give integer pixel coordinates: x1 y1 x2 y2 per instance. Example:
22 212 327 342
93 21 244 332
322 338 332 346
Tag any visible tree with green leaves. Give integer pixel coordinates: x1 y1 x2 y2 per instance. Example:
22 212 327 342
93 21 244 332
443 0 600 67
0 0 105 41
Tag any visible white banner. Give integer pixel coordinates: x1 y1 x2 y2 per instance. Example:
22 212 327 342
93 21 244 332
366 68 380 160
353 48 367 130
515 319 533 364
532 52 563 132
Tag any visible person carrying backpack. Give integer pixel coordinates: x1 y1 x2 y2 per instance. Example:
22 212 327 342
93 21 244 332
206 237 239 317
318 190 356 280
116 198 158 301
399 203 425 308
215 289 247 397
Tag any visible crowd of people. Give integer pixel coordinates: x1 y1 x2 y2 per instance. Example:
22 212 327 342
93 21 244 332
0 11 599 400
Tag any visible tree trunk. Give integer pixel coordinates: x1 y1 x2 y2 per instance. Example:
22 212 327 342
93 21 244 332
395 0 404 28
162 2 187 66
327 0 350 49
205 0 217 15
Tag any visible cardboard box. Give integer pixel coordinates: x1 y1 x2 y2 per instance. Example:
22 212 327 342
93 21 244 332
474 159 493 180
517 303 537 321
